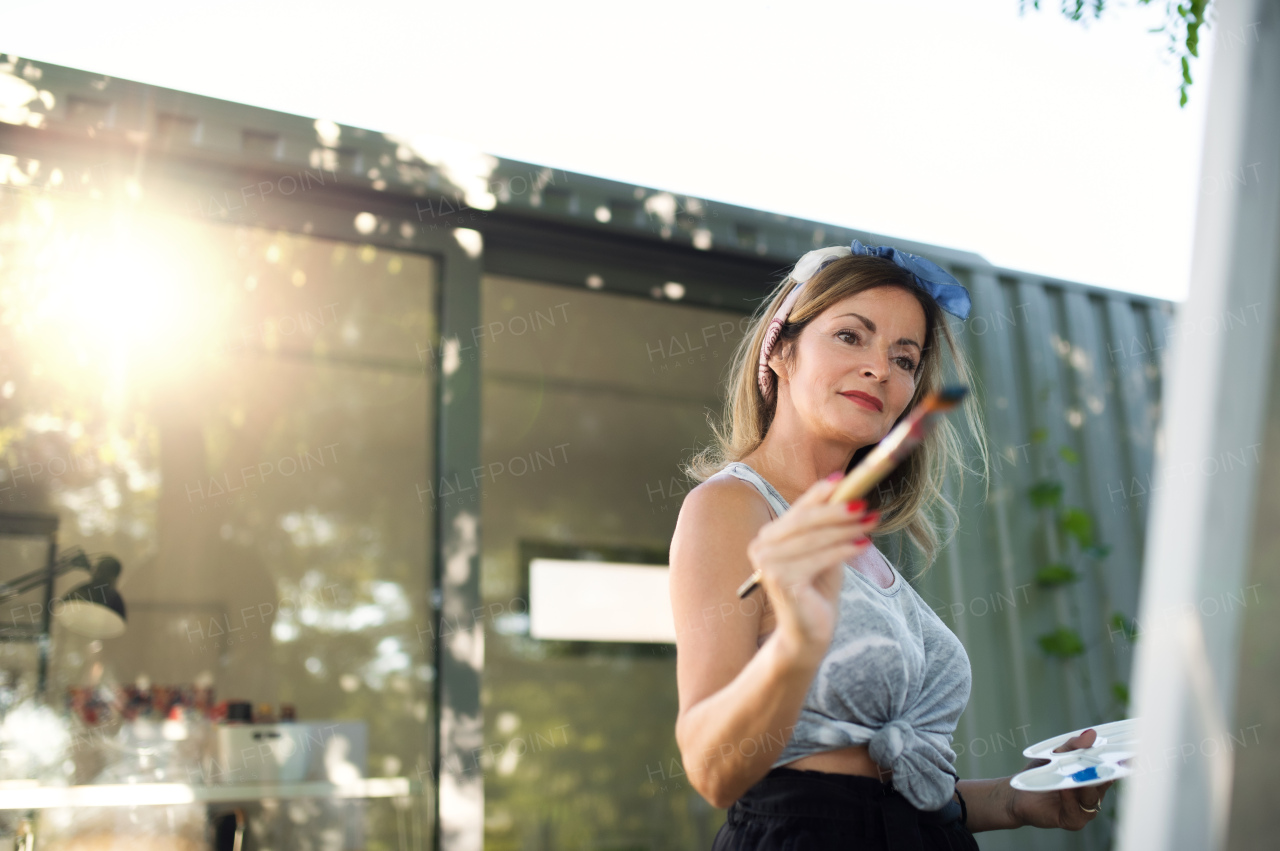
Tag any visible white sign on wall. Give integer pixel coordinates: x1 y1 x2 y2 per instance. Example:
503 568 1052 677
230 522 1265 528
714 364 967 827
528 558 676 643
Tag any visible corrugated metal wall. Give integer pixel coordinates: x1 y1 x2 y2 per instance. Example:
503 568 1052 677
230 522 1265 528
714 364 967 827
893 265 1176 850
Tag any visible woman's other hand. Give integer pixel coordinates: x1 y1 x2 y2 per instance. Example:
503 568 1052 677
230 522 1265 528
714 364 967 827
1012 728 1115 830
746 473 879 660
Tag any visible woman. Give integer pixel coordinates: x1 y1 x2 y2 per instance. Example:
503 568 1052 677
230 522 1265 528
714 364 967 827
669 241 1115 848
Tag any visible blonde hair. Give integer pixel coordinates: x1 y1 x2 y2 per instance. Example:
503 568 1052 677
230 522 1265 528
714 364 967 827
681 254 991 574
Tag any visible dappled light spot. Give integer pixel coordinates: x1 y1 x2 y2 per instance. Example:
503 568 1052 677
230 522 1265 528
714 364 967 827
453 227 482 259
442 336 461 376
643 192 676 226
313 118 341 147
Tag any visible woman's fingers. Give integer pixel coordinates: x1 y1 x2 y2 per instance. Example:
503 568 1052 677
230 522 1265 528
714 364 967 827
1073 783 1109 816
780 538 871 574
761 515 880 558
1052 728 1098 753
760 541 865 600
747 532 870 578
751 512 880 592
748 475 885 623
1047 730 1110 819
1024 728 1104 772
757 500 877 546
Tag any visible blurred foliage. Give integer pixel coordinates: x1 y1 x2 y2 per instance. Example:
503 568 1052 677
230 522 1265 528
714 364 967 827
1109 610 1138 641
1020 0 1215 106
1059 507 1094 548
1028 480 1063 509
1035 562 1080 586
1038 626 1086 658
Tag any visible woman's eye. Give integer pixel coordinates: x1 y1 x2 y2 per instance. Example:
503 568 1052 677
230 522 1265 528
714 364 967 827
840 330 916 372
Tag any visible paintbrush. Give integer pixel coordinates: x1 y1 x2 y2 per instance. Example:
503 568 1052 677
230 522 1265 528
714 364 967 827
736 385 969 599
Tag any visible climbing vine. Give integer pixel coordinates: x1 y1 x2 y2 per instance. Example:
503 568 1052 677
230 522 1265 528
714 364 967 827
1027 427 1133 719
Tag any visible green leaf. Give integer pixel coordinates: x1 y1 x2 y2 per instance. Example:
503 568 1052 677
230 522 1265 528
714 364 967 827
1060 508 1094 547
1038 627 1086 658
1109 611 1137 641
1029 480 1063 509
1030 427 1049 444
1036 563 1080 586
1058 445 1080 465
1112 682 1130 705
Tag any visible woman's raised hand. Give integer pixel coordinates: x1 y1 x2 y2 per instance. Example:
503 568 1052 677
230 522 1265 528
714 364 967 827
745 473 881 661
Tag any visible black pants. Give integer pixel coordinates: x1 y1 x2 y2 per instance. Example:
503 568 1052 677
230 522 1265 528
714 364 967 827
711 767 981 851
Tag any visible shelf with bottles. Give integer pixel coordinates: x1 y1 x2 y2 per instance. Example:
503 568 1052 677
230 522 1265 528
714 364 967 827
1 677 394 813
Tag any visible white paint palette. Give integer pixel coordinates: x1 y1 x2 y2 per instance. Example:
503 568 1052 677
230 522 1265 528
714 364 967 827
1010 718 1139 792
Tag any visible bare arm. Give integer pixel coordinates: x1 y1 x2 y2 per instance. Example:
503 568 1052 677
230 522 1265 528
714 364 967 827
670 475 875 808
955 778 1019 832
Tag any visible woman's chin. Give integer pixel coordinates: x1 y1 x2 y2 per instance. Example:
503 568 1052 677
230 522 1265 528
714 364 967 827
828 419 879 445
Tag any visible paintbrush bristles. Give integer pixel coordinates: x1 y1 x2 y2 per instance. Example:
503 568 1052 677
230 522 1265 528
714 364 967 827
920 385 967 413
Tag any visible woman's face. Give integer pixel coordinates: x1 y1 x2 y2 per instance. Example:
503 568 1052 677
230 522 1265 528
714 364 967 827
772 285 927 447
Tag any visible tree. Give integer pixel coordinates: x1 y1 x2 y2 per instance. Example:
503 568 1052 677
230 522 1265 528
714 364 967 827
1021 0 1216 107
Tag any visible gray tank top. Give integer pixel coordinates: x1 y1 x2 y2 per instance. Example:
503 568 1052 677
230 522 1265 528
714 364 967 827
717 461 972 812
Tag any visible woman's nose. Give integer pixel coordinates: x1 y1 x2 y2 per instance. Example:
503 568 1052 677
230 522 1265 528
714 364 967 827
860 348 891 378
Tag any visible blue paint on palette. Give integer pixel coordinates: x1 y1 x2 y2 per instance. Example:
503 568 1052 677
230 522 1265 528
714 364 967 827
1070 766 1099 783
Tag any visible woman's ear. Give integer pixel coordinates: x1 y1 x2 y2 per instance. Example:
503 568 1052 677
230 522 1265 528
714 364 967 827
768 339 792 385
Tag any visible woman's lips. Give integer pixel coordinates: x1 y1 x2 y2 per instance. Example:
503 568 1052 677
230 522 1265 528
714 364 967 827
841 391 883 412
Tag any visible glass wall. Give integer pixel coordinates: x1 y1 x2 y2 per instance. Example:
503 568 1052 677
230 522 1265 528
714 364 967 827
0 188 435 848
478 272 748 849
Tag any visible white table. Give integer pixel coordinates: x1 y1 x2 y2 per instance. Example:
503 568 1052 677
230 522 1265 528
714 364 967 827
0 777 417 809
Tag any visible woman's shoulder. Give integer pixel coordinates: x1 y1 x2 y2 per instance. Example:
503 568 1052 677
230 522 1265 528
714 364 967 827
670 472 774 562
683 467 773 518
668 472 776 621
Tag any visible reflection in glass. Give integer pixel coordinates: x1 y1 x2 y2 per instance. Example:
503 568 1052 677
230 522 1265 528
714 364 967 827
480 273 745 848
0 189 435 847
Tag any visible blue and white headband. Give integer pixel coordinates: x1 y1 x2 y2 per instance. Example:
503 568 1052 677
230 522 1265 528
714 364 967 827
757 239 972 402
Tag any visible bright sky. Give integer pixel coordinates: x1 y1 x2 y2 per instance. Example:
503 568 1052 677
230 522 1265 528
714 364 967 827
4 0 1221 301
